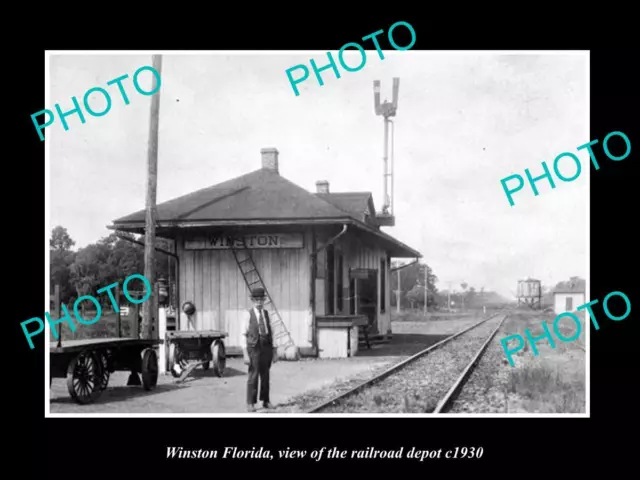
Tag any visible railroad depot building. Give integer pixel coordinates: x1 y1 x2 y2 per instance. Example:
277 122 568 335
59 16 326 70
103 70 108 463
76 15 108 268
109 148 421 359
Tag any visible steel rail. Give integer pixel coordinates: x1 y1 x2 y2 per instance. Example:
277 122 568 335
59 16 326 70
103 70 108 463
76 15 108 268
306 311 506 414
431 313 509 414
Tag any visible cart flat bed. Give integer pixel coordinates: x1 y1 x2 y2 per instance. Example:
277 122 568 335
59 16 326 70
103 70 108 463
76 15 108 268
166 330 227 340
50 338 161 354
166 330 228 381
49 337 163 405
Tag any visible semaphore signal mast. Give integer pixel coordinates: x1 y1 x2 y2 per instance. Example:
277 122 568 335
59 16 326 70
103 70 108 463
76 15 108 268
373 77 399 227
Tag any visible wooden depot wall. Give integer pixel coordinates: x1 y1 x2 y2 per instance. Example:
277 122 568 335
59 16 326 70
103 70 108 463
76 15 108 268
175 226 391 352
318 230 391 336
176 229 313 351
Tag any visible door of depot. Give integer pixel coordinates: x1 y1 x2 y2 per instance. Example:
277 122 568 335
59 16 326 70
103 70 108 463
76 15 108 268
352 269 378 334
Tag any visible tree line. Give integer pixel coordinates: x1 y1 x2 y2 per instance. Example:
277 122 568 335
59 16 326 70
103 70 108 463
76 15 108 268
389 261 508 311
390 261 438 309
50 225 173 308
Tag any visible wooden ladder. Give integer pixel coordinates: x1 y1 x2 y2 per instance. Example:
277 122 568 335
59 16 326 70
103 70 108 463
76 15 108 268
230 242 297 352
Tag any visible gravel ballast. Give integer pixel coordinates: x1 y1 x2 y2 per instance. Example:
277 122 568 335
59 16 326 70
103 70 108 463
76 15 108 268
315 314 506 413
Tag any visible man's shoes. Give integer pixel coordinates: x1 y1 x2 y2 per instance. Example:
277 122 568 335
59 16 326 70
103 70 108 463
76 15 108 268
247 404 255 412
262 402 274 409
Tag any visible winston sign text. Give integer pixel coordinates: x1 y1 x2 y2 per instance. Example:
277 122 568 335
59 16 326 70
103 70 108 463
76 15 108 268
184 233 304 250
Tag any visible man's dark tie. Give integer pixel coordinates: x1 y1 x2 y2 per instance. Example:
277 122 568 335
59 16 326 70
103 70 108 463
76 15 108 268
258 310 267 335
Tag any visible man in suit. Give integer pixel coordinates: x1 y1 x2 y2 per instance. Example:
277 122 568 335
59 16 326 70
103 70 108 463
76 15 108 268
241 287 277 412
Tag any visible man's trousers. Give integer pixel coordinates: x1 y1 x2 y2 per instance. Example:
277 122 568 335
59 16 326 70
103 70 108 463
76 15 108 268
247 343 273 405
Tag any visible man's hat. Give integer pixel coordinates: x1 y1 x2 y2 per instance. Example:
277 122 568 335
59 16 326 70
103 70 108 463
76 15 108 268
250 287 266 299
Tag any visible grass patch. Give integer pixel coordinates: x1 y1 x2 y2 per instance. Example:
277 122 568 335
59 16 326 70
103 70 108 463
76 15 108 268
507 362 584 413
504 310 586 354
501 309 586 413
391 309 488 323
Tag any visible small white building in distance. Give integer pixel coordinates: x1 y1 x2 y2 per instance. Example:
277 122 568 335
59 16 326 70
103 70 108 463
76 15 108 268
552 277 586 313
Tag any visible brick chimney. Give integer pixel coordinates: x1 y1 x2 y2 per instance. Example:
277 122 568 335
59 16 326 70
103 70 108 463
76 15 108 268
261 147 279 173
316 180 329 193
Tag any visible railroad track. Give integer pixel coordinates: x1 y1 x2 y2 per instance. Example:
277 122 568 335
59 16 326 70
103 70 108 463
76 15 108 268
306 310 511 414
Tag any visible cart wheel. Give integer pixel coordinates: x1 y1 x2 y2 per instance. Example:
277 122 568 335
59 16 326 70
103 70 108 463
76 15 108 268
66 350 104 405
97 351 111 391
141 348 158 390
211 340 226 377
169 343 180 378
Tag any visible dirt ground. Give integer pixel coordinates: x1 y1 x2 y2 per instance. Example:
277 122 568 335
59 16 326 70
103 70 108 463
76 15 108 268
49 316 481 414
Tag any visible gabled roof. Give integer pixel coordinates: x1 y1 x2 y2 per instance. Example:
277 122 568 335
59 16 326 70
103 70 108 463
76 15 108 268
113 168 350 223
315 192 376 224
553 278 586 294
109 167 421 258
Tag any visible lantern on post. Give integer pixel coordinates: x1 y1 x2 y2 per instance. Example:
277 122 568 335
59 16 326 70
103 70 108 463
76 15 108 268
158 277 168 305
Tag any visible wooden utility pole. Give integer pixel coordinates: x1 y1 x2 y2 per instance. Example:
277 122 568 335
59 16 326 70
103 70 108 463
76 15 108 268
142 54 163 339
448 282 452 313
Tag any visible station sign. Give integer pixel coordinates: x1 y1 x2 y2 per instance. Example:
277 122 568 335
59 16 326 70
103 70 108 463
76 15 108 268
184 233 304 250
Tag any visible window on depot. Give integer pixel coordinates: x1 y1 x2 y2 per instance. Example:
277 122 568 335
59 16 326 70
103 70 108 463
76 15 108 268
327 245 334 315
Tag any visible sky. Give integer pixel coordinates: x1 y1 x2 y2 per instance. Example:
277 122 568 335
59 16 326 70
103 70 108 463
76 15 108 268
47 51 588 299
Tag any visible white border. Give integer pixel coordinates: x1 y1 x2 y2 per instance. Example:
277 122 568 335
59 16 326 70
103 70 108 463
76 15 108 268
44 50 590 418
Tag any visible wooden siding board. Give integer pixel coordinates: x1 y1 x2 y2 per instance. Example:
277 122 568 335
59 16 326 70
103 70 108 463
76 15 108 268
287 251 293 340
194 251 203 330
233 249 241 326
220 251 231 342
177 234 185 330
230 250 241 344
184 249 194 331
292 249 298 341
202 251 212 330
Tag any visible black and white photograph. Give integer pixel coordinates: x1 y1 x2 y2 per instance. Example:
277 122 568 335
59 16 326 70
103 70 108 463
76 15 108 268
45 50 589 416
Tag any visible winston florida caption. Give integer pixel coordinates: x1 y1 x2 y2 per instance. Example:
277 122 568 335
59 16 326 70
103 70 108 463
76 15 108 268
23 273 152 349
167 445 484 461
31 64 162 141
